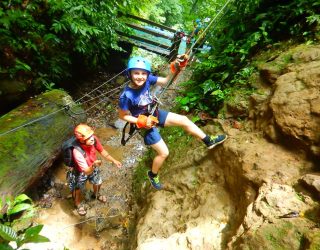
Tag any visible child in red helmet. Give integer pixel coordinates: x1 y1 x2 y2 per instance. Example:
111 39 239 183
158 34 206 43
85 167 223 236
68 123 122 216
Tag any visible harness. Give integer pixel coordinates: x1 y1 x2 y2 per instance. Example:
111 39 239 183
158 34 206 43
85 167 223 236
121 122 137 146
121 97 160 146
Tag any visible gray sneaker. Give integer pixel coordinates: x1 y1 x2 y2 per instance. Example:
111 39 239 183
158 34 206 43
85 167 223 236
147 171 163 190
206 135 228 149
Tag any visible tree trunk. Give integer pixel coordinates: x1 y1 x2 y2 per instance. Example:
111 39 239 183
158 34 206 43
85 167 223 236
0 89 86 199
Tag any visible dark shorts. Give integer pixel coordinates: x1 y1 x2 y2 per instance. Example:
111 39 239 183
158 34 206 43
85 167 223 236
67 168 102 191
142 109 169 145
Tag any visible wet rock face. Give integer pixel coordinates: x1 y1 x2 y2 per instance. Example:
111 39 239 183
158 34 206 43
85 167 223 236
300 174 320 196
224 44 320 249
271 62 320 150
230 183 318 250
254 45 320 156
135 155 234 250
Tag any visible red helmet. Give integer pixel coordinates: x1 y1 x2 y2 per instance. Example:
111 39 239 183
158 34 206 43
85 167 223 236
74 124 94 141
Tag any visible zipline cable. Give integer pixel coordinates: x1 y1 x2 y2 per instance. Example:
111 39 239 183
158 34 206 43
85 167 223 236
64 82 128 117
78 82 127 106
84 83 127 112
190 3 231 54
73 69 126 104
0 79 128 137
0 108 67 137
187 0 234 55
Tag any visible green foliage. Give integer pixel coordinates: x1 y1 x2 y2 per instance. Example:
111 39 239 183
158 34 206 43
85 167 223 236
149 0 184 28
0 194 34 227
0 0 124 91
0 194 49 249
121 0 161 18
176 77 228 114
176 0 320 115
0 224 50 249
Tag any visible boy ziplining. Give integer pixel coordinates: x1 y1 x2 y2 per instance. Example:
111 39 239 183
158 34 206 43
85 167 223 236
118 56 227 190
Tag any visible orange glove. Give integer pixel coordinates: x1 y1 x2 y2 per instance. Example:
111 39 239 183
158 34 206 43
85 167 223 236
136 115 159 129
170 54 189 73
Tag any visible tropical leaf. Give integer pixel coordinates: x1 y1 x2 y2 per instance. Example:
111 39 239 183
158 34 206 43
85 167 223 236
201 80 215 94
0 224 18 242
13 194 32 205
24 225 43 238
179 96 190 105
7 204 32 216
17 227 50 247
0 243 15 250
22 234 50 244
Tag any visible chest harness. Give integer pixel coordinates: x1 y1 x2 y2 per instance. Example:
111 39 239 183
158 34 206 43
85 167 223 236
121 95 160 146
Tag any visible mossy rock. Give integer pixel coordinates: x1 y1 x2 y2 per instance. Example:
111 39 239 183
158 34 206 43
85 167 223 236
256 53 293 84
304 229 320 250
0 89 85 199
255 44 320 85
224 88 251 118
235 219 315 250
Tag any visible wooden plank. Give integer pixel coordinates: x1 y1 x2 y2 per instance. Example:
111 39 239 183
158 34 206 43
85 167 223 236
126 23 173 40
131 41 170 57
117 31 171 50
119 37 170 57
124 13 177 33
137 45 170 57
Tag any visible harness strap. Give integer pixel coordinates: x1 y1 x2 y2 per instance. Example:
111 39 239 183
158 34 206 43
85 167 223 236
121 122 138 146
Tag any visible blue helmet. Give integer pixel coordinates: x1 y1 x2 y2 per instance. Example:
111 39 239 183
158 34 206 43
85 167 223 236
127 56 151 74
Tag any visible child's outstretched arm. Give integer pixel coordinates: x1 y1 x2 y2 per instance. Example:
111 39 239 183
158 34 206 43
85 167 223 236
156 54 189 87
100 149 122 168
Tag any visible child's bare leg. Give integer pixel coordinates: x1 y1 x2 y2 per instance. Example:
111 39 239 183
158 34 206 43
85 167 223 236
164 112 206 140
150 139 169 174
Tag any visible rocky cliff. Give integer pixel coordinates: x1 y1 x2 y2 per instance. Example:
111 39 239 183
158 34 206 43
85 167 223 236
132 43 320 249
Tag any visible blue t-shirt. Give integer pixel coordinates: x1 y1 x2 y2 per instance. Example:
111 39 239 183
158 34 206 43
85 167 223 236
118 75 158 117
